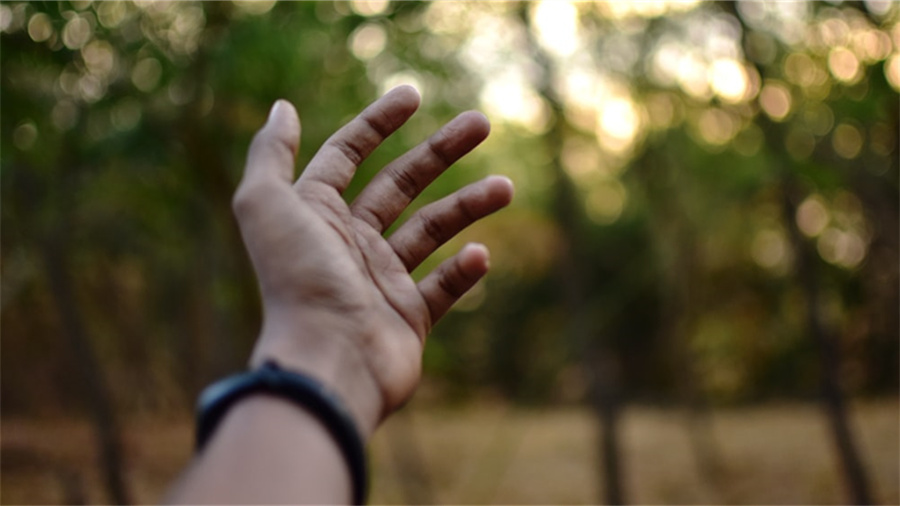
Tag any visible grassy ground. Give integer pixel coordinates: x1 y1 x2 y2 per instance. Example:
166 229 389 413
2 399 897 504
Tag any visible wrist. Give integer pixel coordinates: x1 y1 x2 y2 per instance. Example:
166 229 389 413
248 308 385 440
183 384 360 504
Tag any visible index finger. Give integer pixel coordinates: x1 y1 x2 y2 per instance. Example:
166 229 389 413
298 85 421 193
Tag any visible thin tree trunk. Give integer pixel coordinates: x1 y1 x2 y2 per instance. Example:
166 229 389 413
42 239 131 505
384 409 434 504
543 86 627 505
634 147 729 502
728 0 878 496
546 73 627 506
781 180 874 505
533 48 628 506
515 5 628 502
592 372 625 506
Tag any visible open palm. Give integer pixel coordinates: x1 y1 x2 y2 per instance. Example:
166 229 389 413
232 86 513 437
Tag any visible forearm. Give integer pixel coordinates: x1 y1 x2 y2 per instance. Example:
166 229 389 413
168 395 353 504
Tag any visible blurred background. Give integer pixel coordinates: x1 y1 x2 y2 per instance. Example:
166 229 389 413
1 1 898 504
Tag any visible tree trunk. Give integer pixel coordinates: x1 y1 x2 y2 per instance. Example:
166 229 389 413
42 239 131 505
385 410 434 504
544 71 627 506
634 147 729 502
591 368 625 506
739 20 877 494
781 180 874 505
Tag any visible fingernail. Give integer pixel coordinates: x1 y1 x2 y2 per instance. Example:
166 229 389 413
463 242 490 270
485 176 515 205
267 100 286 124
487 175 514 189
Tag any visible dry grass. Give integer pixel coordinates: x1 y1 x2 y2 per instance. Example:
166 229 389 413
369 399 899 504
2 400 897 504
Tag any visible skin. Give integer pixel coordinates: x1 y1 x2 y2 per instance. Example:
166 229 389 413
167 86 514 504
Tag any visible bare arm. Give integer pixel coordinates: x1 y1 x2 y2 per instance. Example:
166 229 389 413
167 86 513 504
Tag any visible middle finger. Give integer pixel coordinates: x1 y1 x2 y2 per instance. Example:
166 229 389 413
349 111 490 234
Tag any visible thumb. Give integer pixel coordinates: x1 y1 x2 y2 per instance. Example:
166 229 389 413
243 99 301 184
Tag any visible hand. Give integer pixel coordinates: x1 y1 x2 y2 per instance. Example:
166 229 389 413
232 86 513 439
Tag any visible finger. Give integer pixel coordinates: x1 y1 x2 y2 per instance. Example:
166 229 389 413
388 175 514 271
418 243 490 324
233 100 301 219
350 111 491 233
299 85 420 193
242 100 301 185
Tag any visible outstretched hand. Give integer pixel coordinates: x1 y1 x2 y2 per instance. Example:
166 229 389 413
232 86 513 438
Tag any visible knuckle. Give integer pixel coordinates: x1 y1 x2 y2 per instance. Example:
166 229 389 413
387 165 419 200
419 212 445 244
360 206 388 233
364 112 393 140
455 193 478 223
332 138 366 167
231 180 266 217
231 184 253 216
437 262 467 299
427 135 454 167
437 274 458 298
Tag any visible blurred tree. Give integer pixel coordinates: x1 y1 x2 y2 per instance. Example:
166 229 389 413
396 1 898 502
2 1 897 504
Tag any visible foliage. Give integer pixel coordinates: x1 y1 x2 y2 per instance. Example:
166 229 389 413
1 0 897 416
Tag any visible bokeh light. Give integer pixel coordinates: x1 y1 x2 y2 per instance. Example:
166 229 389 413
349 22 387 61
481 72 550 135
26 12 52 42
131 57 162 93
752 228 790 272
797 194 830 238
759 81 792 121
233 0 276 16
885 53 900 91
832 122 864 159
532 0 580 57
596 95 642 154
350 0 390 17
62 14 91 50
12 121 37 150
828 47 862 83
709 58 752 103
586 180 627 225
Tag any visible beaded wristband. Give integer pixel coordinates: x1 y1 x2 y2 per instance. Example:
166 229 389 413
195 361 367 504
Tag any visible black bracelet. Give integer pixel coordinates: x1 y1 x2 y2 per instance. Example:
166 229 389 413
195 361 368 505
